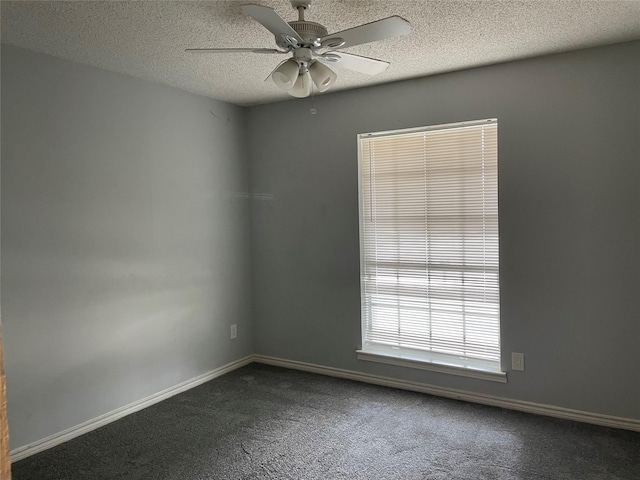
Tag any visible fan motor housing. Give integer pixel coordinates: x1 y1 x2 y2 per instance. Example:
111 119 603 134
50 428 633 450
288 21 328 43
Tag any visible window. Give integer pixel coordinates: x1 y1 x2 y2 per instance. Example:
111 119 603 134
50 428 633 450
357 119 503 382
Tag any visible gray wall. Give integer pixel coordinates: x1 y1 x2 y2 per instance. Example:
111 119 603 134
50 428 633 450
248 41 640 419
1 45 253 449
2 40 639 452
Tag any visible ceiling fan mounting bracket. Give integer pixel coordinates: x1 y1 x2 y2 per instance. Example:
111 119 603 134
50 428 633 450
290 0 312 11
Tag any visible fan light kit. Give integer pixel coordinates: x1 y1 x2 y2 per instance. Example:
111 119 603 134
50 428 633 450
186 0 412 98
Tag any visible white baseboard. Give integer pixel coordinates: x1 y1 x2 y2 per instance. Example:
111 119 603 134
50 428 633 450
253 354 640 433
10 355 254 462
12 353 639 463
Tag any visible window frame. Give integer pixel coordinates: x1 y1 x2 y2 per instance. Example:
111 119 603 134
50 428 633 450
356 119 505 383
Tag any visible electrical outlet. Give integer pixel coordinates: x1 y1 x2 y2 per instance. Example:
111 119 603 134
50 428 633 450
512 352 525 371
230 324 237 339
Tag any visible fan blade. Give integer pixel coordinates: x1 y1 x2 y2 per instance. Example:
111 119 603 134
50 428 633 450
241 5 302 44
321 16 411 50
186 48 284 54
319 52 389 75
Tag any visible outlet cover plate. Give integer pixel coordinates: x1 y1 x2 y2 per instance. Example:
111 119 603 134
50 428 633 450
512 352 525 371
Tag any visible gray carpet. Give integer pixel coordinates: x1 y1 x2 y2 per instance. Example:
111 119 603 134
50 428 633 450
11 363 640 479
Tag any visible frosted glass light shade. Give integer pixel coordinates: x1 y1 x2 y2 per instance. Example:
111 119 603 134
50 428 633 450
272 59 300 91
289 71 312 98
309 61 337 92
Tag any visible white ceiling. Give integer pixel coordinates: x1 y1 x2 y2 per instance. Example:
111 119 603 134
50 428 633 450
2 0 640 106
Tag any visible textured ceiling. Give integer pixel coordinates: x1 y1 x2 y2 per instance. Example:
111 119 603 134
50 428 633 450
2 0 640 106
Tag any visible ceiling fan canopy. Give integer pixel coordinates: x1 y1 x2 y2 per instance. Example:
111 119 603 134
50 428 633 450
186 0 412 98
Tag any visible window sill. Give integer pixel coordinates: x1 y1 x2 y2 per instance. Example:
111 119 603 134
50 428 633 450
356 350 507 383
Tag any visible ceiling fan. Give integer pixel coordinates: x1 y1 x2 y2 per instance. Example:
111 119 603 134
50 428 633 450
186 0 412 98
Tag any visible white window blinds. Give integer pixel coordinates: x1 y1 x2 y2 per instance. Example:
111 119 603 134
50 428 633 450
358 119 500 372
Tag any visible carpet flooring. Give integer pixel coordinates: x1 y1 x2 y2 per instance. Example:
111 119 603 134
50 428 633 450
11 363 640 479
